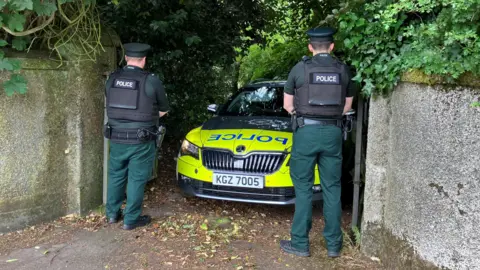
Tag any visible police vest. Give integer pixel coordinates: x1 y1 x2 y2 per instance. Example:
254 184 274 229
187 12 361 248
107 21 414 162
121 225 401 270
294 56 347 118
106 69 157 122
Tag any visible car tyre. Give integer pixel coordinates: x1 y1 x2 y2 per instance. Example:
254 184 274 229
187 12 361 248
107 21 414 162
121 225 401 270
177 187 194 199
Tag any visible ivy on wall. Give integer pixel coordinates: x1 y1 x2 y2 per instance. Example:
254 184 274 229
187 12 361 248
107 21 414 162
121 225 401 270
333 0 480 97
0 0 103 96
238 0 480 98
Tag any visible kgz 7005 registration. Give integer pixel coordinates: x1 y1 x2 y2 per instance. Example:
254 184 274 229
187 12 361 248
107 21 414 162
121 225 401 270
212 173 264 189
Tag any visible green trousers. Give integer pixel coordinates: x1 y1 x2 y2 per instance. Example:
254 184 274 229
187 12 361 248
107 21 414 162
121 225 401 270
106 140 155 225
290 124 343 252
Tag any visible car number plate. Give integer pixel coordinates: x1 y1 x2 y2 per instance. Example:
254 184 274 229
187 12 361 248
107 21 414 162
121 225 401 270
212 173 264 189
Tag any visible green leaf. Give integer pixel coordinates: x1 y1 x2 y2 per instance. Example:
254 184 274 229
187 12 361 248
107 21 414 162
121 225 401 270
3 74 28 96
471 101 480 108
0 1 7 9
0 57 21 71
200 223 208 230
150 21 168 33
0 40 7 47
344 38 353 49
8 0 33 11
0 58 14 71
185 36 202 46
12 37 28 51
32 0 57 16
9 59 21 71
7 14 27 32
58 0 75 4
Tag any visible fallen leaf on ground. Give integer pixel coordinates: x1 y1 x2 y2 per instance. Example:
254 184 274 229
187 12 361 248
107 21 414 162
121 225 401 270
6 259 18 263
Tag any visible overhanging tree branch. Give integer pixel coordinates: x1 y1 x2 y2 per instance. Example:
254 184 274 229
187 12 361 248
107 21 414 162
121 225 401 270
2 12 56 37
317 0 365 27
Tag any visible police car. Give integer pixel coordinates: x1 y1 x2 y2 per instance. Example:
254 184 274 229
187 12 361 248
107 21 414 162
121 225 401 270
175 80 322 205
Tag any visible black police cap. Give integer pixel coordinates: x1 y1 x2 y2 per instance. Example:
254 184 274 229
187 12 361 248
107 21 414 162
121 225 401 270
124 43 151 58
307 27 337 42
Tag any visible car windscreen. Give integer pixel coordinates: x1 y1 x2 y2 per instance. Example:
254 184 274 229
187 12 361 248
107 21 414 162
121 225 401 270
218 86 289 117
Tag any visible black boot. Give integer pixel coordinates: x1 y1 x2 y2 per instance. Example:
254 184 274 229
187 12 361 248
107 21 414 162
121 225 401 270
108 211 123 224
280 240 310 257
327 250 341 258
123 215 152 230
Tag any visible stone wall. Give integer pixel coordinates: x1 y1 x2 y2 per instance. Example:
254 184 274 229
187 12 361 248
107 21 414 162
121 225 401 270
361 78 480 269
0 38 118 232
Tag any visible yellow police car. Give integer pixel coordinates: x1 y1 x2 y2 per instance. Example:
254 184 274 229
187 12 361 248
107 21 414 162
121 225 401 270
175 80 322 205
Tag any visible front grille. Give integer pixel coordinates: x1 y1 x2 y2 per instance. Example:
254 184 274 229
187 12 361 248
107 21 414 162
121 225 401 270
202 149 286 174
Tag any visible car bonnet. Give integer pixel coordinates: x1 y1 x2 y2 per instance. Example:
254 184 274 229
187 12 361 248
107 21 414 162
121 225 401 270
198 116 292 153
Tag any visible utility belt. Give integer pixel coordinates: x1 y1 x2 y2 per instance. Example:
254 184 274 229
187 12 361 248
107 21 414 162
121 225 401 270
298 117 342 128
291 112 355 141
292 114 342 129
104 125 158 144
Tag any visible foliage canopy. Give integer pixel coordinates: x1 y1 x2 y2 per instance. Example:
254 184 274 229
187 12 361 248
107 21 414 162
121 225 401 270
334 0 480 97
237 0 342 87
2 0 479 136
238 0 480 98
98 0 271 138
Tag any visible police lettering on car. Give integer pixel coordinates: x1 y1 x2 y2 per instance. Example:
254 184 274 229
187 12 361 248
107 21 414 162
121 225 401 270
104 42 170 230
207 133 289 145
280 27 357 258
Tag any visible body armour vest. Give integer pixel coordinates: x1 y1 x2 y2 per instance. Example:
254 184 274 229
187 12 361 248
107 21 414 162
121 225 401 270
106 69 156 122
294 57 347 118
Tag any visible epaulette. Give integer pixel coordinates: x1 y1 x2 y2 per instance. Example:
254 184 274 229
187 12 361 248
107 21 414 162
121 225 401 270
331 54 346 65
106 68 120 79
110 68 121 75
302 55 311 62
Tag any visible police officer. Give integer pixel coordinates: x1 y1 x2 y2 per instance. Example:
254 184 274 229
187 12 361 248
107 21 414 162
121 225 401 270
280 27 356 257
104 43 170 230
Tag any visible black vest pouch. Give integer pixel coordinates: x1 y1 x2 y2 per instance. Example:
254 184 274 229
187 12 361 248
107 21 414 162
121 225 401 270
106 69 155 122
294 59 346 118
108 78 140 110
308 72 342 106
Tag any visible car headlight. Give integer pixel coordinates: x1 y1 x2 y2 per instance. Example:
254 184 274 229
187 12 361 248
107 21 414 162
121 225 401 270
180 139 200 159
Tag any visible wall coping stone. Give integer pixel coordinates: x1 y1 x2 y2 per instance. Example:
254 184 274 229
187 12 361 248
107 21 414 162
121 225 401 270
401 69 480 89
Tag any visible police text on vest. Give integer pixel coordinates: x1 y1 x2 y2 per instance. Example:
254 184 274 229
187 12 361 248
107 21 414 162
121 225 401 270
311 73 340 84
114 79 136 89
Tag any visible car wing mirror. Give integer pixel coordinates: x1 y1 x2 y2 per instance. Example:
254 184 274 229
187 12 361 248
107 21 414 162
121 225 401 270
207 104 218 113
